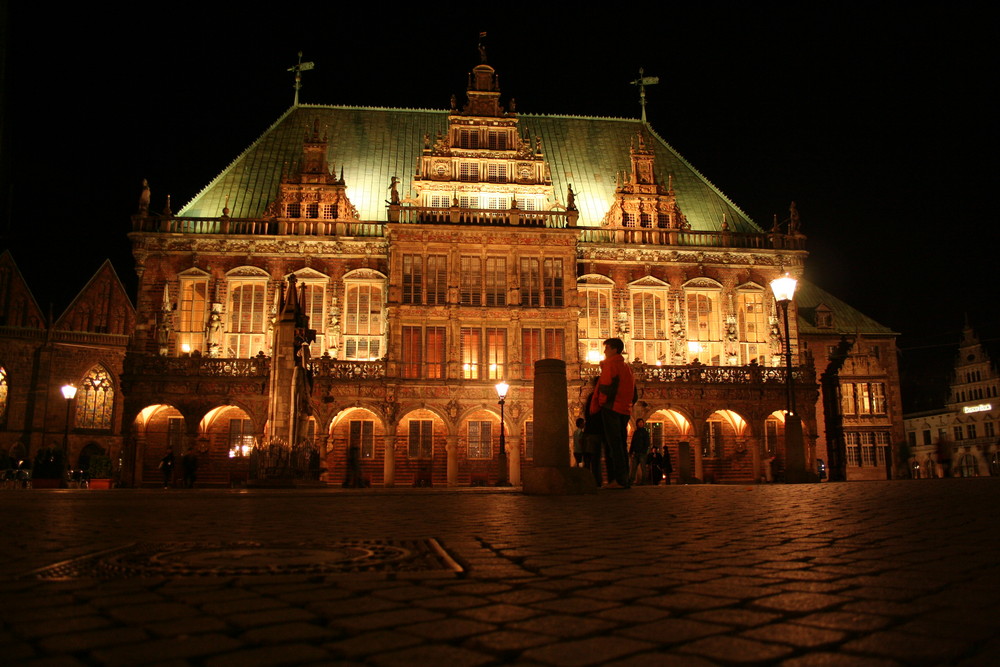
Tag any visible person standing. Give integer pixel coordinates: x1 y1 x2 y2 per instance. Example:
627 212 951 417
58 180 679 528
572 418 586 467
589 337 635 489
647 446 663 485
159 447 175 489
629 419 651 485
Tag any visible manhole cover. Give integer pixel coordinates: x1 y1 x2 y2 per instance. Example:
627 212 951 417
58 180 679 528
25 539 463 580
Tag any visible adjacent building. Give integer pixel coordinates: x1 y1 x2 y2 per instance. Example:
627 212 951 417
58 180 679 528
903 322 999 477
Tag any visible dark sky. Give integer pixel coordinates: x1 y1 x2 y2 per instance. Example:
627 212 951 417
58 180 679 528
3 5 995 407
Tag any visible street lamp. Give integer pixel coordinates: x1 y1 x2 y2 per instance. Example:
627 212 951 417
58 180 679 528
769 273 797 415
495 381 510 486
769 273 808 482
61 384 78 461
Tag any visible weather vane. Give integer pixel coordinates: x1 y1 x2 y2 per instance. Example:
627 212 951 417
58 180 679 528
630 68 659 124
288 51 315 107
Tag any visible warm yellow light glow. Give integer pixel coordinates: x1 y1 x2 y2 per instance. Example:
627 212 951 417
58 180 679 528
770 273 798 302
180 343 191 353
586 349 603 364
964 403 992 414
495 381 510 400
61 384 78 400
687 341 702 353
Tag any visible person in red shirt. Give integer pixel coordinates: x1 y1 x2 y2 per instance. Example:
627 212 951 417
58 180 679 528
589 337 635 489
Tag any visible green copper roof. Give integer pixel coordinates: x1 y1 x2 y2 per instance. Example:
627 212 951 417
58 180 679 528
180 105 761 234
796 281 898 336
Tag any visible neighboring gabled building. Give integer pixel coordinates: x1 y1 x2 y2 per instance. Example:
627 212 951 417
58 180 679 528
795 282 903 480
903 322 999 477
0 252 134 476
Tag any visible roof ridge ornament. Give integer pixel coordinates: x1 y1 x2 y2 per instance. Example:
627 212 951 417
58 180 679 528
288 51 315 107
630 68 659 124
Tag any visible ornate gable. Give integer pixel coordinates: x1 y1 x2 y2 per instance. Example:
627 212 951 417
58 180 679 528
0 252 45 329
55 260 136 336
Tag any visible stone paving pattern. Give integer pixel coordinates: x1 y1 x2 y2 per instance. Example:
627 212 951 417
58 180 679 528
2 478 999 666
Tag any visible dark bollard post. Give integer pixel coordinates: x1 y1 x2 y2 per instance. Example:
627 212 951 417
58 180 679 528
522 359 597 495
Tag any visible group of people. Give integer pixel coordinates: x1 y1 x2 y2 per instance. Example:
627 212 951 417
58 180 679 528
573 337 673 488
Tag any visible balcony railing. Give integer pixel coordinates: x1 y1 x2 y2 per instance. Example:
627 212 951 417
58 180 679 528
130 216 385 238
580 363 808 384
579 227 805 250
125 355 270 378
388 205 576 228
125 354 386 381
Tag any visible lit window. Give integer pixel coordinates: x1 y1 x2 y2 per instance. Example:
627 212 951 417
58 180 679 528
631 290 667 365
306 202 319 219
226 278 268 358
300 281 327 357
487 164 507 183
738 289 769 365
686 290 722 364
228 419 254 457
0 366 8 423
459 162 479 182
468 421 493 459
75 365 115 430
177 276 208 355
461 327 482 379
343 282 383 361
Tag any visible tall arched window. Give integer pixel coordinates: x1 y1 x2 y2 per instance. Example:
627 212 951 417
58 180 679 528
76 365 115 430
736 284 770 365
577 275 613 363
684 280 723 364
226 268 270 358
177 269 209 354
629 278 669 365
343 270 386 361
0 366 8 423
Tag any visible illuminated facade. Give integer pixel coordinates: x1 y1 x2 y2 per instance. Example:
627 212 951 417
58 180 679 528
33 52 897 486
903 323 1000 477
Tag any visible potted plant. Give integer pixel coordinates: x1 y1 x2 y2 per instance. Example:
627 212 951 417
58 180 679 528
87 455 113 489
31 447 66 489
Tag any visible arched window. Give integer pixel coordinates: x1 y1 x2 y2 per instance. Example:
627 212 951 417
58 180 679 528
343 270 386 361
736 284 770 365
578 276 613 363
685 282 723 364
629 279 669 365
226 268 270 358
177 269 209 355
76 366 115 430
0 366 8 423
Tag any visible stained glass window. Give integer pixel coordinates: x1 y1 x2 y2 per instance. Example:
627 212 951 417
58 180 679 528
75 366 114 430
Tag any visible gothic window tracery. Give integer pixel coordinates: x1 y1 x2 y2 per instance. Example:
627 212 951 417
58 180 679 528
75 365 115 430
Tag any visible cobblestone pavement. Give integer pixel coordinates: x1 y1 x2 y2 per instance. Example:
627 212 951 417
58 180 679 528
2 479 999 666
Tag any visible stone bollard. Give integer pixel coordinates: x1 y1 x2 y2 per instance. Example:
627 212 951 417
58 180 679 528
522 359 597 495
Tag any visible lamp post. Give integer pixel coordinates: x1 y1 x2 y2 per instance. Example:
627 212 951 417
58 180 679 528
495 381 510 486
769 273 808 482
60 384 78 461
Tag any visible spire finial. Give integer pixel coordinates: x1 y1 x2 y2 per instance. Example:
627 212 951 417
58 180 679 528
630 68 659 123
287 51 315 107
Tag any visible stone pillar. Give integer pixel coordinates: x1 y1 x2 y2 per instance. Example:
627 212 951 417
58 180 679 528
677 441 692 483
382 434 395 487
446 434 459 487
694 436 704 481
522 359 596 494
507 434 522 486
748 435 762 483
784 414 808 483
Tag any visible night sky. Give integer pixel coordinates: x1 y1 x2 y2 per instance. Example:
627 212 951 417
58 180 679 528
2 5 995 409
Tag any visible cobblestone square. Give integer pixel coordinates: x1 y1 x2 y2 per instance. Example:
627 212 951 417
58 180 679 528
2 479 998 665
